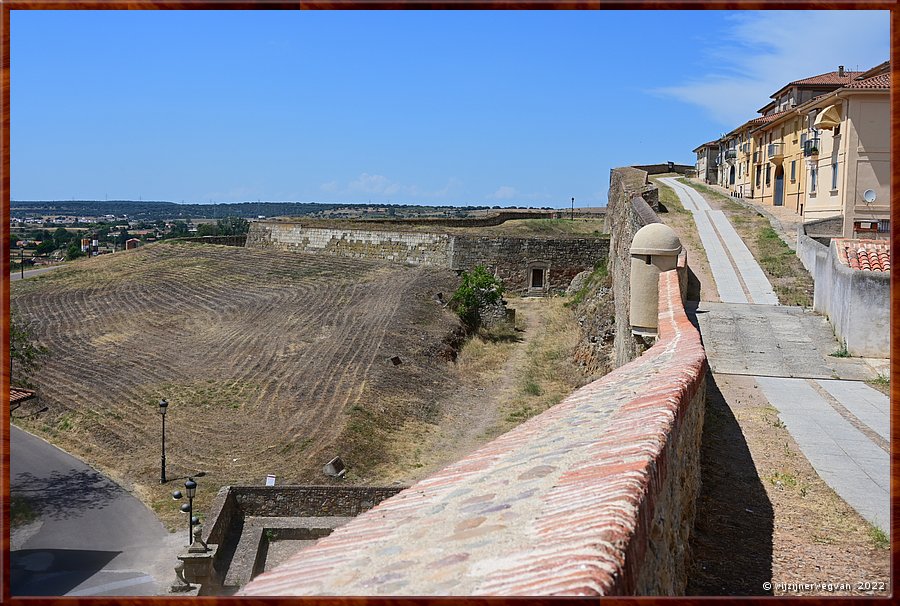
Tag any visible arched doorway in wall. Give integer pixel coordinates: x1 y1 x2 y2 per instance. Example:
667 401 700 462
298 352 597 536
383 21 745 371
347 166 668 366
729 165 736 185
774 165 784 206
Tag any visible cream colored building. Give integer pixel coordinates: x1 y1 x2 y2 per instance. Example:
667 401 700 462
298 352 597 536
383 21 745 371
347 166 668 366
799 61 890 238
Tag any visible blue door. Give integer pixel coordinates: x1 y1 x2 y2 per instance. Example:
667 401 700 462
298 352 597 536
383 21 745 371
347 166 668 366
774 166 784 206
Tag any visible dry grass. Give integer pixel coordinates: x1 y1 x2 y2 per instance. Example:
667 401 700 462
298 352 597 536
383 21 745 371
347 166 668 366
651 177 720 302
11 241 464 529
675 178 813 306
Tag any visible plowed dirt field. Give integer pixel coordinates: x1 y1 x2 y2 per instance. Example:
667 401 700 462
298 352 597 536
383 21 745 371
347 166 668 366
10 241 465 525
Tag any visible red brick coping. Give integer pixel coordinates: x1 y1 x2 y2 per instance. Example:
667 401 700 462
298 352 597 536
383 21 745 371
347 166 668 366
241 269 707 596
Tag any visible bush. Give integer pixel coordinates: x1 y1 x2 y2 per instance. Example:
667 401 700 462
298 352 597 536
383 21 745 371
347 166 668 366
450 265 504 329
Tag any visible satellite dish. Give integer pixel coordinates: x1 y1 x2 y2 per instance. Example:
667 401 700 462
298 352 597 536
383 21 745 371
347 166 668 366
863 189 877 204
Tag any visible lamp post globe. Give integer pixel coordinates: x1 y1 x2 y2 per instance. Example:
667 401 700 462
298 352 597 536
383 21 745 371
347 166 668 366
185 478 197 498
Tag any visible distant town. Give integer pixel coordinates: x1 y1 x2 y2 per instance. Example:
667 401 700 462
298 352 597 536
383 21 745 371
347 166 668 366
8 200 558 271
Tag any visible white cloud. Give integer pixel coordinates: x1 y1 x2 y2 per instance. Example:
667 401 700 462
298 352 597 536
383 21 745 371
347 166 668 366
656 11 889 127
488 186 517 200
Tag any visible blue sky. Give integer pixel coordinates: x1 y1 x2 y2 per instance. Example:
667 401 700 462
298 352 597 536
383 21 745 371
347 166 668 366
11 10 889 208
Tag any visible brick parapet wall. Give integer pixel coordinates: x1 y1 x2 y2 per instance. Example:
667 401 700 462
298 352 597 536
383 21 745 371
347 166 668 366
240 268 707 596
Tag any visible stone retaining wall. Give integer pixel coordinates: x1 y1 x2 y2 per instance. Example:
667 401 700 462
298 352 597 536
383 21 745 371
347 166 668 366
240 268 707 596
246 221 608 294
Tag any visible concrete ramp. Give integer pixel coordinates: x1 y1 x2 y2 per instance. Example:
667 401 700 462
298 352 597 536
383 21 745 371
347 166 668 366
692 302 878 380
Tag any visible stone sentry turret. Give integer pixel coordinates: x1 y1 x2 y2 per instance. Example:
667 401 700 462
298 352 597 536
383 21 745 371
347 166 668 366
629 223 682 338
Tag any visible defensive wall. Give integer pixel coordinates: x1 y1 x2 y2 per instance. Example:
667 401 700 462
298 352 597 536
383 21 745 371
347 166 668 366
246 221 609 294
238 165 708 596
605 167 663 367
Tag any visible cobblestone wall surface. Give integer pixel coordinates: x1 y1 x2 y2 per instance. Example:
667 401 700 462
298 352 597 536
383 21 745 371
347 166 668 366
240 269 707 597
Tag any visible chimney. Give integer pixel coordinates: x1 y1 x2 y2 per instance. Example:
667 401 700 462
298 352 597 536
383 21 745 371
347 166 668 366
838 65 845 77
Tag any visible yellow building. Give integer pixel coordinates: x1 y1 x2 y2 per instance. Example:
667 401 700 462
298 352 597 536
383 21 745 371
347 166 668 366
748 108 806 212
709 66 867 212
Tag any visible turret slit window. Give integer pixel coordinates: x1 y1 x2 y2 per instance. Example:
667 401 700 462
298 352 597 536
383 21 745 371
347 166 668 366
810 167 818 193
790 160 796 182
831 162 838 191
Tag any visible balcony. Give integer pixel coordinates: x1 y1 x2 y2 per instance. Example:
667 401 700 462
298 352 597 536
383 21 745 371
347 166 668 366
803 138 820 157
724 149 737 161
767 142 785 161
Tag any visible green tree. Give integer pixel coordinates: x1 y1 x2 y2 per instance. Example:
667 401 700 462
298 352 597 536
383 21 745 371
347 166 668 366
65 241 85 261
196 223 220 237
216 216 249 236
52 227 73 248
449 265 504 328
35 240 57 256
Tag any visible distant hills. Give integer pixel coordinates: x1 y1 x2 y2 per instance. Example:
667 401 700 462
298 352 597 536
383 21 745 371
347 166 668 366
10 200 499 221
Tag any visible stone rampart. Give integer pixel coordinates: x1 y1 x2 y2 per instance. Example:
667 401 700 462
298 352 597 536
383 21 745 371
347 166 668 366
605 167 665 367
246 222 454 266
452 235 609 292
246 221 609 294
240 268 707 596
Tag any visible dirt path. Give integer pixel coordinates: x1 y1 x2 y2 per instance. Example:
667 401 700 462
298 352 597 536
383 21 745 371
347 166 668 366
372 297 569 485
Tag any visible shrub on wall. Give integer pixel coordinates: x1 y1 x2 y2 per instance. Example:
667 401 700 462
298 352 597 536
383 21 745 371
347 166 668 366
450 265 504 328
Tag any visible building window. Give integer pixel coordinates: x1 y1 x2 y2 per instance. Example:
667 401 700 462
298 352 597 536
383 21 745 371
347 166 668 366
834 124 841 137
790 160 796 182
878 219 890 233
756 166 762 187
831 162 838 190
810 167 817 192
765 164 771 185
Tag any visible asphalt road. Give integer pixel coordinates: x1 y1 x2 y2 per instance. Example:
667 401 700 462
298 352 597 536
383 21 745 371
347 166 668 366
10 425 182 596
10 265 64 281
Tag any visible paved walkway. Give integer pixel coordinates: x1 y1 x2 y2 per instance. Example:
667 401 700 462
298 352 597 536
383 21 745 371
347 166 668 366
10 426 181 596
668 179 890 534
658 177 778 305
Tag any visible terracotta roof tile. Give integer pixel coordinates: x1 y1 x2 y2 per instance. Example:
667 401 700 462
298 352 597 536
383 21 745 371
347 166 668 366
843 73 891 89
835 239 890 272
790 70 864 86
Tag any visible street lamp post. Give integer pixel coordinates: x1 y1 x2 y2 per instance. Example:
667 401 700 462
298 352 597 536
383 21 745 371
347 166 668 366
571 197 575 222
173 477 198 545
159 399 168 483
20 245 25 279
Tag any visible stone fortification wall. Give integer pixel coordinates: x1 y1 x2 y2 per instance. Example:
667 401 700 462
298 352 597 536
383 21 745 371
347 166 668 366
247 221 609 294
354 210 556 228
177 235 248 246
241 268 707 597
247 221 453 266
452 235 610 292
605 167 664 367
